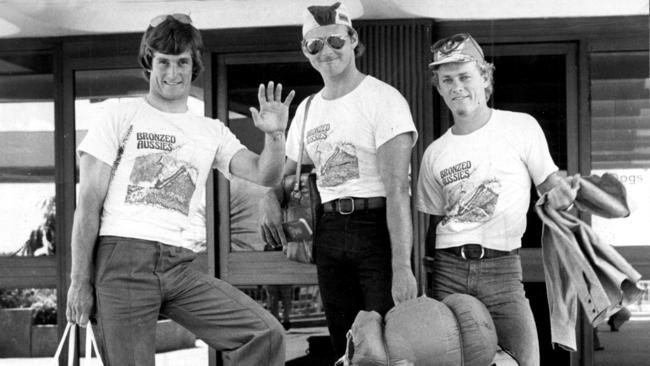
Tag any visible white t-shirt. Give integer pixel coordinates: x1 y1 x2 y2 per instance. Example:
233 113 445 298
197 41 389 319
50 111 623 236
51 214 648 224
286 76 418 203
416 109 558 251
77 98 245 249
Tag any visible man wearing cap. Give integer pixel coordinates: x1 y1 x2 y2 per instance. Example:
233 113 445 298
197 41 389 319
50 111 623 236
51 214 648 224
416 33 578 365
66 14 293 366
260 2 418 357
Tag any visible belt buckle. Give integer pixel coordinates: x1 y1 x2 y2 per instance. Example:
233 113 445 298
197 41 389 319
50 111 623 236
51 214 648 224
460 245 485 260
337 197 355 215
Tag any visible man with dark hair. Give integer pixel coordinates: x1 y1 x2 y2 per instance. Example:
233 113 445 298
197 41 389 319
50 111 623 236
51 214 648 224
417 33 578 366
260 2 418 357
66 14 294 366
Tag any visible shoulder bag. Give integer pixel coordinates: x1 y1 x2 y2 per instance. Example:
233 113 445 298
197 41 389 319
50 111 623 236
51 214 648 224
281 94 321 264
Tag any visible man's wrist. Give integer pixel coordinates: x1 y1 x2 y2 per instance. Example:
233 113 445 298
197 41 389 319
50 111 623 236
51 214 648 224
266 131 285 141
392 261 411 270
70 270 93 284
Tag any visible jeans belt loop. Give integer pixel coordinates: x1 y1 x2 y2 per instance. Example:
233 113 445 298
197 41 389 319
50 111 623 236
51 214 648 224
460 245 485 260
338 197 355 215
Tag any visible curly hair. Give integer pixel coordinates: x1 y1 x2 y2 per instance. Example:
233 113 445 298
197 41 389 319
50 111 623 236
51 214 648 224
137 16 205 82
430 60 496 101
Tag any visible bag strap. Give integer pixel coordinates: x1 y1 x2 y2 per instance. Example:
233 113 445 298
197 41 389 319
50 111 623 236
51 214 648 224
86 323 103 364
54 322 72 362
110 124 133 180
293 94 315 194
54 322 104 365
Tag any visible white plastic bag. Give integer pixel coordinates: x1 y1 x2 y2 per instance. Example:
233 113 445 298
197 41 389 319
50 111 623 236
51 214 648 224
53 322 103 365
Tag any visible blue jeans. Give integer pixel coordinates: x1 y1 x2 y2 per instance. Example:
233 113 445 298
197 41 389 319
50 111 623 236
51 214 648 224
314 207 394 356
430 250 540 366
93 236 285 366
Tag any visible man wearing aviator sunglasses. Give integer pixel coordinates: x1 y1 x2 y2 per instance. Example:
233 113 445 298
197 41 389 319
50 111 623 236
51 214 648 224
67 13 293 366
260 2 418 358
416 33 579 366
302 33 348 55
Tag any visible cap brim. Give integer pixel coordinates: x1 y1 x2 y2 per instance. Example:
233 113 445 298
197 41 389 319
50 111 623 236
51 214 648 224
428 54 476 68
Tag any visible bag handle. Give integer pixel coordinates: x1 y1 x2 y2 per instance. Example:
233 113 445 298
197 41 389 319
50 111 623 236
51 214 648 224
108 124 134 184
54 322 104 365
292 94 316 194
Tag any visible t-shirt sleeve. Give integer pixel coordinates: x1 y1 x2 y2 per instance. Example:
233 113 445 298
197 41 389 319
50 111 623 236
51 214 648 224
286 98 313 165
213 121 246 180
77 103 130 166
373 85 418 148
415 146 445 215
524 116 559 186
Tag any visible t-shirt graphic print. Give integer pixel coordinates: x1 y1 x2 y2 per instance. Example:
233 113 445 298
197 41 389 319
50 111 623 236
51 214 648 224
441 162 501 226
318 141 359 187
126 145 198 216
305 122 360 188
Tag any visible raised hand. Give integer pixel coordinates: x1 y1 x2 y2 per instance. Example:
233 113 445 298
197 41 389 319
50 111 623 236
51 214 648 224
249 81 296 135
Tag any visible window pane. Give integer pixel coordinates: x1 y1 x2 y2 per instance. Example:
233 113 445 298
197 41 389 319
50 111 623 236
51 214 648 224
0 287 57 357
591 51 650 366
590 51 650 246
0 51 55 257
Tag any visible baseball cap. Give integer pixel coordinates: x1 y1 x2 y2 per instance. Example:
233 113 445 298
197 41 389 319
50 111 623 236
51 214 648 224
302 2 353 37
429 33 485 68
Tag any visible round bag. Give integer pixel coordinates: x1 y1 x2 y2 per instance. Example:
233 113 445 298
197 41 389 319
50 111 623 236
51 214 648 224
384 295 498 366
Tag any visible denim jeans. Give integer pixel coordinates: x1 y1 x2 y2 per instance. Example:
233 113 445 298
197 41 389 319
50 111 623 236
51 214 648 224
93 236 285 366
430 250 540 366
314 207 394 357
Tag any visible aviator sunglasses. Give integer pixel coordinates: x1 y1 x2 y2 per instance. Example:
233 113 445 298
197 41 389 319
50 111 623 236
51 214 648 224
431 33 483 58
149 13 192 27
302 34 348 55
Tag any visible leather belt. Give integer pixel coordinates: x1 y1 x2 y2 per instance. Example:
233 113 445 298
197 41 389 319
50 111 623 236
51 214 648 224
322 197 386 215
439 244 518 260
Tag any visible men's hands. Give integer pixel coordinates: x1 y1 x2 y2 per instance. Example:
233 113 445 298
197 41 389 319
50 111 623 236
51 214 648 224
392 266 417 304
546 173 580 211
249 81 295 135
66 280 94 327
259 191 287 249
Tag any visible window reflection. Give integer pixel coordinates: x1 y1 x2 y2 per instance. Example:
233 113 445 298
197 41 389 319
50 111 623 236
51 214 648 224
590 51 650 366
0 51 55 257
590 52 650 247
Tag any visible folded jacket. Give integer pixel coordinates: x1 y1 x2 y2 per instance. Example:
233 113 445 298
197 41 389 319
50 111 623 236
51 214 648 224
536 173 644 351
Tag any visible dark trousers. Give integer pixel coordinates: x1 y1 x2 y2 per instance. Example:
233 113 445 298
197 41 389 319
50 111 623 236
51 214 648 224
314 207 394 357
